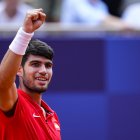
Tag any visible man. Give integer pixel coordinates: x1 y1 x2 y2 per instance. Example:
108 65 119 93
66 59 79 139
0 9 61 140
60 0 131 30
0 0 33 26
60 0 109 25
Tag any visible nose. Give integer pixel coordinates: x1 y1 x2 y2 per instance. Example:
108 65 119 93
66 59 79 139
39 65 47 75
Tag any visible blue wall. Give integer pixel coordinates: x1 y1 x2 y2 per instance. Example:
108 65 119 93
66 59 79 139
1 33 140 140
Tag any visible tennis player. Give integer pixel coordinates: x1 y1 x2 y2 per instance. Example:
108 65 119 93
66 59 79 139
0 8 61 140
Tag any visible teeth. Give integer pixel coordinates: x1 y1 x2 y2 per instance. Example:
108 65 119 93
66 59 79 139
36 78 47 81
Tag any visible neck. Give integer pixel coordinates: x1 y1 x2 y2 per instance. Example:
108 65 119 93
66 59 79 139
27 92 42 105
19 86 42 106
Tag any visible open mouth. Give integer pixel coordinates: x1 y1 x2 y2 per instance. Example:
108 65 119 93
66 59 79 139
36 77 47 81
35 77 49 86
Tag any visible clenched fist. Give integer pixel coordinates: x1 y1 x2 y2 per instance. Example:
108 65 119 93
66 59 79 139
22 8 46 33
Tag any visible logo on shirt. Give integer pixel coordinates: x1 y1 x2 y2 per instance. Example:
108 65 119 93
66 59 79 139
33 113 41 118
52 117 60 131
54 123 60 130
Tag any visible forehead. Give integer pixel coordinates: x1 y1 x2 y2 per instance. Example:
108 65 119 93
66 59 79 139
26 54 52 63
5 0 20 4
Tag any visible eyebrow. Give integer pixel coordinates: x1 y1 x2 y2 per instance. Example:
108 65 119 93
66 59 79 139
30 60 53 65
30 60 41 63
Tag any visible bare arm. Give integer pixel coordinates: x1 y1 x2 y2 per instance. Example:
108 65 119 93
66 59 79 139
0 9 46 111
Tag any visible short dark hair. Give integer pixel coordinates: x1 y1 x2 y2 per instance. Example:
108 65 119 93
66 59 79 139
21 39 54 66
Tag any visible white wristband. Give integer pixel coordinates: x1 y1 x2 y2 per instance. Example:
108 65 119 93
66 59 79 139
9 27 34 55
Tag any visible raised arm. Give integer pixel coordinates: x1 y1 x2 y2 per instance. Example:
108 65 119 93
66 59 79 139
0 9 46 111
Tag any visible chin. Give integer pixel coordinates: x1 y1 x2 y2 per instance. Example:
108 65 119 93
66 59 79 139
28 86 48 94
34 88 47 94
36 86 48 93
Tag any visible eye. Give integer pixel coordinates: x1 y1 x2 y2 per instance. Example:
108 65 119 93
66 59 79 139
31 62 41 67
45 63 53 69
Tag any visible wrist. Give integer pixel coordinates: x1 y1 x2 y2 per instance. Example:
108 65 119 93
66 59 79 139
22 26 34 34
20 27 34 36
9 27 34 55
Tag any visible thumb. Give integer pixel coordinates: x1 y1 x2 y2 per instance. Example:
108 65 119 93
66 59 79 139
33 20 44 30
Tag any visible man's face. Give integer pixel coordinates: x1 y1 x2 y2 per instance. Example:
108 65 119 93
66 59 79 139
5 0 20 9
21 55 53 94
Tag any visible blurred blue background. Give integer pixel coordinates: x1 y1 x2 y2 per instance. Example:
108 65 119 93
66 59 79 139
1 32 140 140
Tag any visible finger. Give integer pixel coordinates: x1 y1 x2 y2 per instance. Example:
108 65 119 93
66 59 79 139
33 8 44 12
30 11 46 23
25 10 37 20
38 12 46 23
31 13 39 21
33 20 44 30
29 12 40 21
29 10 46 21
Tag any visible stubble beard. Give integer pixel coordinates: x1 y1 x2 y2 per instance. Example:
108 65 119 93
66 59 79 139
23 79 48 94
22 70 50 94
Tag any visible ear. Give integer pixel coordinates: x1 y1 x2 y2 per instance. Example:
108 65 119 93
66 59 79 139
17 66 23 77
